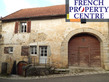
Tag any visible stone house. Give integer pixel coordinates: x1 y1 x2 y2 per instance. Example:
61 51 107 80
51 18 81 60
0 5 109 74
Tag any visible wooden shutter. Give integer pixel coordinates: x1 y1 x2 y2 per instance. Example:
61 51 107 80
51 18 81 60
4 47 9 54
21 46 29 56
27 21 31 33
14 22 19 33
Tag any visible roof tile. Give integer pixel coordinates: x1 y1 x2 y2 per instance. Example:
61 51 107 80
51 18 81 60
3 5 65 20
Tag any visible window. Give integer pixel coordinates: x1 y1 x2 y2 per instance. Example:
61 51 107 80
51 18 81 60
20 22 27 32
15 21 31 33
4 47 13 54
9 47 13 53
30 46 37 55
40 46 47 56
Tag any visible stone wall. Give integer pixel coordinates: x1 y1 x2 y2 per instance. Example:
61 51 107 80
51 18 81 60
1 18 109 73
0 20 3 73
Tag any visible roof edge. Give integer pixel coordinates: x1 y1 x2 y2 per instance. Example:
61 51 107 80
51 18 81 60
2 14 66 22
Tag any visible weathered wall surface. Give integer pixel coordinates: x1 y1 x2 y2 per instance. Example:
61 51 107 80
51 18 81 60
0 20 3 73
0 18 109 73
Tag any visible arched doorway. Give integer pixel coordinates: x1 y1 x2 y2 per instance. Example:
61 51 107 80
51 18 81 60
68 33 101 67
17 61 28 75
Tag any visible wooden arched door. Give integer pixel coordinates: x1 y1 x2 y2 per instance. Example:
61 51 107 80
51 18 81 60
68 33 101 67
17 61 28 75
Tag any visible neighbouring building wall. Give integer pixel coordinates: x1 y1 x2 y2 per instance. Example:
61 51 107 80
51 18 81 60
0 20 3 73
1 18 109 73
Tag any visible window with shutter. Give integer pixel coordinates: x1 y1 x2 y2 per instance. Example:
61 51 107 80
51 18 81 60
4 47 14 54
15 21 31 33
21 46 29 56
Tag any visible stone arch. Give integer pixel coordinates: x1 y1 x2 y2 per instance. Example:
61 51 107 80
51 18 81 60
61 28 108 68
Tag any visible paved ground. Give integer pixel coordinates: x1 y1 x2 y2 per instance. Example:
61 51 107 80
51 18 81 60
0 73 109 82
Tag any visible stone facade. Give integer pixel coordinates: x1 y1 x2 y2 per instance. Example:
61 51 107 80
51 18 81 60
0 20 2 73
0 18 109 74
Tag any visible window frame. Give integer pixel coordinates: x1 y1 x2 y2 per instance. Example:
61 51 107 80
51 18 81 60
9 47 13 54
30 46 37 56
40 46 48 57
20 22 27 33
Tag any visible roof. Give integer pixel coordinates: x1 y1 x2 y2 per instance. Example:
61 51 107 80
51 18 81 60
2 5 65 21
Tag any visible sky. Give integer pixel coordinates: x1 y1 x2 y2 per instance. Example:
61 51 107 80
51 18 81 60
0 0 65 17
